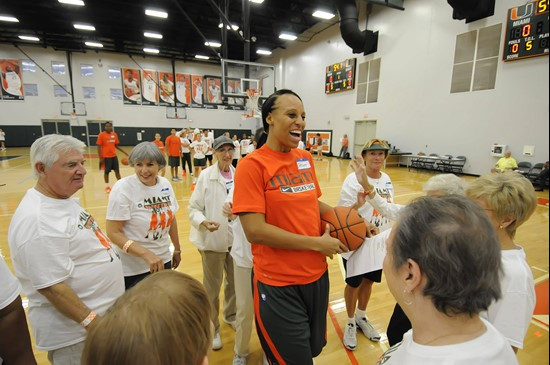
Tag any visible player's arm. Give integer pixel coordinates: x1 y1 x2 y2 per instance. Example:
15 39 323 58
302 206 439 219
0 296 37 365
239 212 347 258
115 145 128 156
37 282 100 332
97 145 103 162
168 219 181 269
105 220 164 273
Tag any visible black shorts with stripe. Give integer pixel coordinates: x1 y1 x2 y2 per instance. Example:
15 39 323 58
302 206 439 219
253 270 328 365
103 156 119 174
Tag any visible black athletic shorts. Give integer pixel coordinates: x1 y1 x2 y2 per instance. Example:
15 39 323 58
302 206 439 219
194 158 206 167
205 154 213 162
342 258 382 287
168 156 180 167
253 270 328 365
104 157 119 174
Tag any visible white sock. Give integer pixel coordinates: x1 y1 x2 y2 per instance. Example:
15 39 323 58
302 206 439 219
347 317 355 325
355 309 366 319
105 183 110 188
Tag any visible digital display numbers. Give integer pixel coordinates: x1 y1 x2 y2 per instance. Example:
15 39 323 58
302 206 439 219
503 0 549 61
325 58 356 94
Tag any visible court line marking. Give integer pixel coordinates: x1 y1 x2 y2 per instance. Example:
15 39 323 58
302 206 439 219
327 304 359 365
533 267 549 274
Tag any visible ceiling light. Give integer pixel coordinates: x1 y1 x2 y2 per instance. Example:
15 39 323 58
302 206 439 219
249 0 264 3
195 55 209 60
256 49 272 55
279 33 297 41
205 41 221 48
143 47 160 54
313 10 335 19
58 0 85 6
144 32 163 39
74 23 95 31
19 35 40 42
145 9 168 18
0 15 19 22
231 24 239 31
218 22 238 30
85 41 103 48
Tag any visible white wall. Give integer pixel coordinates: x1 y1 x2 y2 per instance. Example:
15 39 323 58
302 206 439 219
262 0 549 175
0 45 250 130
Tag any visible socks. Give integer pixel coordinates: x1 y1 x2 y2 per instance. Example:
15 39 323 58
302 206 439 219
355 309 366 319
347 317 355 325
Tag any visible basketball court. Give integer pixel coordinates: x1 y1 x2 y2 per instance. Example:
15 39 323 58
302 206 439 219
0 149 547 364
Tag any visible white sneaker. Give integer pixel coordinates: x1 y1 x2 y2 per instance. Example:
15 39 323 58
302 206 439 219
212 331 222 350
262 353 269 365
232 354 247 365
356 317 381 342
343 322 357 350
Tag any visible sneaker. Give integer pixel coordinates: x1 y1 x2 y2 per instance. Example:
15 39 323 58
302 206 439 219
192 178 197 185
104 187 111 194
212 331 222 350
356 317 381 342
171 177 178 182
262 354 269 365
232 354 247 365
343 323 357 350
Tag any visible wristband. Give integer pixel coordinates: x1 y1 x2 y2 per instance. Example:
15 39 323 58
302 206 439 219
123 240 134 253
80 311 96 328
173 250 181 254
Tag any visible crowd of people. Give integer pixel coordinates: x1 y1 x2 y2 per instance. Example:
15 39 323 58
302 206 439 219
0 89 543 365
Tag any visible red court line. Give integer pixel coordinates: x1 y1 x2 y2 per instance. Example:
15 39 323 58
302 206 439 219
532 316 549 328
534 279 549 316
328 304 359 365
538 197 549 206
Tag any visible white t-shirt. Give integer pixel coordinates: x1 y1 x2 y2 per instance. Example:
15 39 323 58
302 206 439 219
194 85 203 104
480 246 535 349
297 140 305 150
8 188 124 351
0 131 5 141
226 189 253 269
233 140 241 160
338 172 394 269
0 256 21 310
190 140 209 159
376 318 518 365
143 79 156 102
107 175 179 276
5 71 22 95
246 143 255 154
203 136 213 156
176 81 189 104
240 139 250 155
180 137 191 153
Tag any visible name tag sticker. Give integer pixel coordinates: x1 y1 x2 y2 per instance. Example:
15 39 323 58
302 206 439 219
297 158 311 170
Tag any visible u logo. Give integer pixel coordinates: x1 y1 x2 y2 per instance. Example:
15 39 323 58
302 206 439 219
511 3 534 20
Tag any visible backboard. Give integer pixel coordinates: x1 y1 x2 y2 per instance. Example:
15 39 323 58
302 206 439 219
221 59 275 99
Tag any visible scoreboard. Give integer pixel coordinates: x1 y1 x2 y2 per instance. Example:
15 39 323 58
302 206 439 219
503 0 549 61
325 58 356 94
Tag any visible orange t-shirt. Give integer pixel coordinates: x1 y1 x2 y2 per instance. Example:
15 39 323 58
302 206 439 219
165 135 181 157
96 131 119 158
232 144 326 286
153 140 165 152
342 137 349 147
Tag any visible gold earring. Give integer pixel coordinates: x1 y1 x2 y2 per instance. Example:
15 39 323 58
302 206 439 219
499 225 504 229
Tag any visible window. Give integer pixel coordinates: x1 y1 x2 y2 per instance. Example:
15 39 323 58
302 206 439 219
51 61 66 75
356 58 381 104
53 85 69 97
108 67 121 79
110 88 122 100
83 87 96 99
22 60 36 73
81 64 94 77
24 84 38 96
451 24 502 93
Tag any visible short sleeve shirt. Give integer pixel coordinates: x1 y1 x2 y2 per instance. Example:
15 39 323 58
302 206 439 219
96 131 120 158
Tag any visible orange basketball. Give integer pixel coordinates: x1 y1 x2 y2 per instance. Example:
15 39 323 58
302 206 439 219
320 206 367 251
121 157 129 166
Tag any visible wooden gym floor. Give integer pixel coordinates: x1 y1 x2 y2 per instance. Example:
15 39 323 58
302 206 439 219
0 147 548 365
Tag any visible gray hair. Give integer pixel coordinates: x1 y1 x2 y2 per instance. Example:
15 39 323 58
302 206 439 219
128 142 166 168
391 195 501 316
423 174 467 195
30 134 86 178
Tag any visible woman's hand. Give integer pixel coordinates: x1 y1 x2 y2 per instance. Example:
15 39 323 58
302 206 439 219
140 250 164 273
202 220 220 232
172 251 181 269
222 202 237 220
316 224 348 259
351 156 375 194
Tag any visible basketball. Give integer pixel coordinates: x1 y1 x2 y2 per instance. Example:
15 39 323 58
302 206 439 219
320 206 367 251
121 157 129 165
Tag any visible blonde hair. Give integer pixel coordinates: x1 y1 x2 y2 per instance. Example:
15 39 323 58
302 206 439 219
82 271 211 365
467 172 537 238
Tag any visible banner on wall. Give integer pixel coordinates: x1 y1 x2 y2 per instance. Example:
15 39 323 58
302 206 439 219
204 76 223 104
191 74 204 108
175 73 191 107
141 69 158 106
122 67 141 105
306 131 332 153
0 59 24 100
158 71 175 106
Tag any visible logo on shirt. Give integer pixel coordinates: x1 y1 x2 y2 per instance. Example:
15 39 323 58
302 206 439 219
78 211 118 261
142 196 174 240
280 183 316 194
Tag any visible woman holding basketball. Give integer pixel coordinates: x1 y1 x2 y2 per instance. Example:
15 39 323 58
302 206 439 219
106 142 181 290
233 89 349 364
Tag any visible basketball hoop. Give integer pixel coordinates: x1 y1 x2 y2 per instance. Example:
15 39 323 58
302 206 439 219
243 89 261 119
